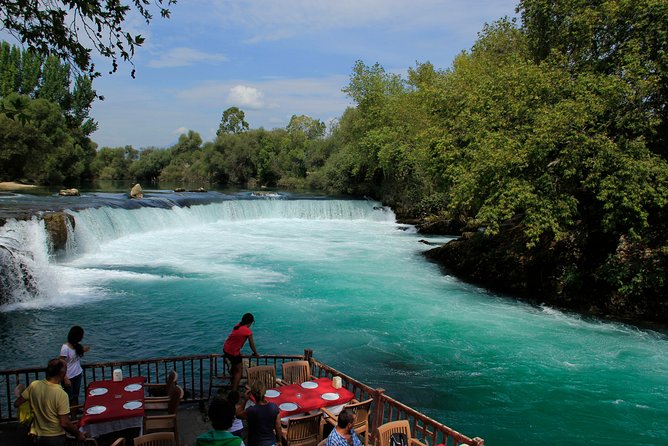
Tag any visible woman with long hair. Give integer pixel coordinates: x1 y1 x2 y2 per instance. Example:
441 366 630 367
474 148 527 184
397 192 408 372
223 313 259 391
59 326 90 408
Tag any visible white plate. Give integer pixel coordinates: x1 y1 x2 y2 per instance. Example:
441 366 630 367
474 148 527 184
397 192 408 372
279 402 298 411
266 389 280 398
321 393 339 401
123 401 143 410
300 381 318 389
86 405 107 415
124 383 142 392
89 388 108 396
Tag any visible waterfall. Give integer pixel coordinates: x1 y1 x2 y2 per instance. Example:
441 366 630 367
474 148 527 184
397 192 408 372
0 218 57 306
0 197 395 307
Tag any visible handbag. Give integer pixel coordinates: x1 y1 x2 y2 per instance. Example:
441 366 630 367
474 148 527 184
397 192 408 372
18 400 34 428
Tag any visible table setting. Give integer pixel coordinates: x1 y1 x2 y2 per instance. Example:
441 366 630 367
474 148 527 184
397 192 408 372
78 375 146 438
265 377 355 422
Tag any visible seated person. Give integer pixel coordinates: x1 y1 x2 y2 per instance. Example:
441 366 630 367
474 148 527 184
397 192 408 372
227 390 246 438
326 410 362 446
197 396 245 446
244 381 281 446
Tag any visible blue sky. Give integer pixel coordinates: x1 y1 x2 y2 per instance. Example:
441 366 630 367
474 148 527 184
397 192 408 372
14 0 520 149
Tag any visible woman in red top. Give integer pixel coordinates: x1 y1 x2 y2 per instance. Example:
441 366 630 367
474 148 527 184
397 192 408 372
223 313 259 390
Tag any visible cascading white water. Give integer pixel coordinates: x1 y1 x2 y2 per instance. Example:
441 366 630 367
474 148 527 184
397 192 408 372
0 199 395 308
0 218 59 306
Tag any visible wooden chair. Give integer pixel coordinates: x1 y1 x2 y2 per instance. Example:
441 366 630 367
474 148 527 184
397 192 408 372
134 432 176 446
281 412 323 446
322 398 373 446
281 361 311 385
145 370 178 409
247 365 278 389
374 420 427 446
144 384 182 445
145 383 184 412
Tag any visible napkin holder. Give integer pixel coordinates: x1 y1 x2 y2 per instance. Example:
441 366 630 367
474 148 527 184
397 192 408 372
112 368 123 382
332 376 342 389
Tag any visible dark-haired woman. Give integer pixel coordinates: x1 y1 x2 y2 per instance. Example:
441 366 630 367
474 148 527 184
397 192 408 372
59 326 90 408
223 313 259 391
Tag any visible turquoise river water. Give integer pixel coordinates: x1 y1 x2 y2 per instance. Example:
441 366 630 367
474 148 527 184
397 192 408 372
0 192 666 445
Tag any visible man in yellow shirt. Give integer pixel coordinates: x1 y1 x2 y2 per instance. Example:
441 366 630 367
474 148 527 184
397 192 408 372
14 358 85 445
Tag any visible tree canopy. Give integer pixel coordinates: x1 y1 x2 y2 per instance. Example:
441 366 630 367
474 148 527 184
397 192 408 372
217 107 249 135
0 0 175 77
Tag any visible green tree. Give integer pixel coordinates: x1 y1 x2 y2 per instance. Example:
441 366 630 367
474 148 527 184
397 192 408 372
286 114 326 140
518 0 668 157
38 56 71 110
91 146 138 180
217 106 249 135
129 147 172 182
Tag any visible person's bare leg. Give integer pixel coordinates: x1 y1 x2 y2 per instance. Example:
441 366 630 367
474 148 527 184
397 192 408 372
231 363 242 391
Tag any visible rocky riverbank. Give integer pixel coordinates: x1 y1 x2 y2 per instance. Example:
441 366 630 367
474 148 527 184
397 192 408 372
415 217 668 327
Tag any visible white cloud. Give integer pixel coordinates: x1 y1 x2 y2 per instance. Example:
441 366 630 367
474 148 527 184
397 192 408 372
227 85 265 109
174 127 189 135
148 47 227 68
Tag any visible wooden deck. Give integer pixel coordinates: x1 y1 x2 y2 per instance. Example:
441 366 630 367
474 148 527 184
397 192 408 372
0 350 484 446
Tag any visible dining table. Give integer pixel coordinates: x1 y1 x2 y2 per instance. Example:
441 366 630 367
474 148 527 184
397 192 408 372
265 377 355 423
78 376 146 438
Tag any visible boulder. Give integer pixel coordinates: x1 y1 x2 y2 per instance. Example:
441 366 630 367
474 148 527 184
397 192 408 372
58 188 80 196
130 183 143 199
43 212 75 251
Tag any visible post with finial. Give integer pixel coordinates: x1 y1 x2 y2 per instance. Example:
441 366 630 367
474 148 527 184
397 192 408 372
303 349 313 361
370 387 386 441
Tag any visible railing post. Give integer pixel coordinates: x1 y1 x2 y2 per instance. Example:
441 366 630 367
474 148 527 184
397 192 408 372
303 349 313 361
472 437 484 446
370 387 386 444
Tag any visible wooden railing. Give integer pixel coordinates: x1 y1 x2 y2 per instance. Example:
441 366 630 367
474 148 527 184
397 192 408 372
309 354 483 446
0 350 483 446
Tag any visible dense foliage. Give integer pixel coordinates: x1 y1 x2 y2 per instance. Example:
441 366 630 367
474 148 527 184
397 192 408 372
0 42 97 183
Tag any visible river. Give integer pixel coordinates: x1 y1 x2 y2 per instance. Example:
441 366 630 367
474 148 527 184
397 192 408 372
0 190 666 445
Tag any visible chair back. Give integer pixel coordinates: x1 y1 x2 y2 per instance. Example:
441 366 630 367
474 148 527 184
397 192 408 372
134 432 176 446
165 370 178 394
347 398 372 432
282 360 311 385
167 384 184 414
375 420 411 446
285 412 323 446
247 365 278 389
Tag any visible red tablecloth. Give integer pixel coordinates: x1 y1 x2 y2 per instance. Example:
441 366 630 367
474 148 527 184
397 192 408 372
267 377 354 419
79 376 145 428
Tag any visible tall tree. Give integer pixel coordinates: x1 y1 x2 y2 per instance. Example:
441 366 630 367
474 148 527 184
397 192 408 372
286 114 326 140
217 107 249 135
